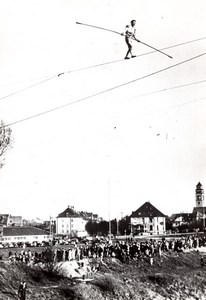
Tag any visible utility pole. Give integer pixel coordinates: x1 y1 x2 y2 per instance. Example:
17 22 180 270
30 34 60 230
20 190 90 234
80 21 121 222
49 216 51 236
130 220 133 237
116 216 119 235
108 179 111 239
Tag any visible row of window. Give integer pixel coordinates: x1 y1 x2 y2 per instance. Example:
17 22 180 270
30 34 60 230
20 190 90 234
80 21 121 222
2 235 50 241
3 237 26 241
145 217 164 223
61 230 70 234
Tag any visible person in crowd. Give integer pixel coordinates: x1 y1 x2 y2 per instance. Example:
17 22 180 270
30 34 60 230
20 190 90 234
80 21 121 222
18 280 27 300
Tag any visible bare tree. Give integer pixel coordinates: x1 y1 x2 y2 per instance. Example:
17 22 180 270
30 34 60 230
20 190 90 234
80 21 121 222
0 121 12 168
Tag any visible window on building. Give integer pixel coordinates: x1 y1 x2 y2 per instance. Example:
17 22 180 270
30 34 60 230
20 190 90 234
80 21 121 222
150 225 153 231
62 230 64 233
149 217 153 222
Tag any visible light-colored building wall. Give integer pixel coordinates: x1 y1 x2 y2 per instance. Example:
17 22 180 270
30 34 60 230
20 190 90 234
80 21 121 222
131 216 165 235
1 234 52 244
9 216 23 227
56 217 87 237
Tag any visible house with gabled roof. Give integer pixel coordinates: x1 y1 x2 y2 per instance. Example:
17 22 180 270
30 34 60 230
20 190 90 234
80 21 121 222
56 205 88 238
170 213 196 228
79 211 102 222
130 201 166 235
56 205 103 237
0 214 23 227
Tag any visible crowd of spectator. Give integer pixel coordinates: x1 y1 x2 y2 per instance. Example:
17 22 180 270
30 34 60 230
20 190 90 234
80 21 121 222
6 234 206 266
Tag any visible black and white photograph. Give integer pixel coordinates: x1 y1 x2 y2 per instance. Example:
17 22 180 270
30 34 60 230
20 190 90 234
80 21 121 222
0 0 206 299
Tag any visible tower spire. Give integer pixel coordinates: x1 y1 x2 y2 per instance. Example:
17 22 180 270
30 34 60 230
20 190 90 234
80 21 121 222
195 182 204 207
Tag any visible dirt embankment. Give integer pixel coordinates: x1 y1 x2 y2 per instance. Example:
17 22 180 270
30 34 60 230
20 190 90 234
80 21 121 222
1 249 206 299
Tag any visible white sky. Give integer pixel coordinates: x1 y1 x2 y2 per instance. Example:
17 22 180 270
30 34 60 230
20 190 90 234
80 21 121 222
0 0 206 221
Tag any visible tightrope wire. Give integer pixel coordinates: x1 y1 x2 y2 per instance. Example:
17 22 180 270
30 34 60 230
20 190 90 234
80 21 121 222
1 52 206 129
0 36 206 102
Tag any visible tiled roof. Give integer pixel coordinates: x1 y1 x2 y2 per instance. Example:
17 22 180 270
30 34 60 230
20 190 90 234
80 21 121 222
57 207 101 219
3 226 50 237
171 212 194 218
130 201 165 218
170 213 195 221
79 211 91 218
57 207 80 218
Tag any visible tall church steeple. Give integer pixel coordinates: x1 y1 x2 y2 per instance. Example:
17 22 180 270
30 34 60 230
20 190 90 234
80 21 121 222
195 182 204 207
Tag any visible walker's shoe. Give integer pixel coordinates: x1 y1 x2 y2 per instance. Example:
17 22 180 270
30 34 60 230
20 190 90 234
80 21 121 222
132 55 136 58
125 56 130 59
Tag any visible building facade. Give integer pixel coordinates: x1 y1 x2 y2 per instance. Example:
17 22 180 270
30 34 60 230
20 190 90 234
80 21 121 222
56 206 87 237
193 182 206 226
170 182 206 231
0 214 22 227
170 213 195 228
130 201 166 235
56 205 102 237
1 227 52 245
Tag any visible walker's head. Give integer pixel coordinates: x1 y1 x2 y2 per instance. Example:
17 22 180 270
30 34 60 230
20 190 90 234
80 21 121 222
131 20 136 26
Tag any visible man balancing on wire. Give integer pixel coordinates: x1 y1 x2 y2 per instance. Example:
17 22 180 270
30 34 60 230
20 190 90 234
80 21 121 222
121 20 140 59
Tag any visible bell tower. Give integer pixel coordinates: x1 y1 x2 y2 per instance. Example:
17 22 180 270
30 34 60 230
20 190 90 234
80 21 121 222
195 182 204 207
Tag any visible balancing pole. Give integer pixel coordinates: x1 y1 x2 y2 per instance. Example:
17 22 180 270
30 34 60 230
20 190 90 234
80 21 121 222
76 21 173 59
134 38 173 59
76 21 121 35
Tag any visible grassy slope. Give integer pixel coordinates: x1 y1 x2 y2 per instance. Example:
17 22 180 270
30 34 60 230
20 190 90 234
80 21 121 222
1 250 206 300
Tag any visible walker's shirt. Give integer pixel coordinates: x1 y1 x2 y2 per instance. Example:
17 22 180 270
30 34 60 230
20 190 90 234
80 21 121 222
125 24 136 37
